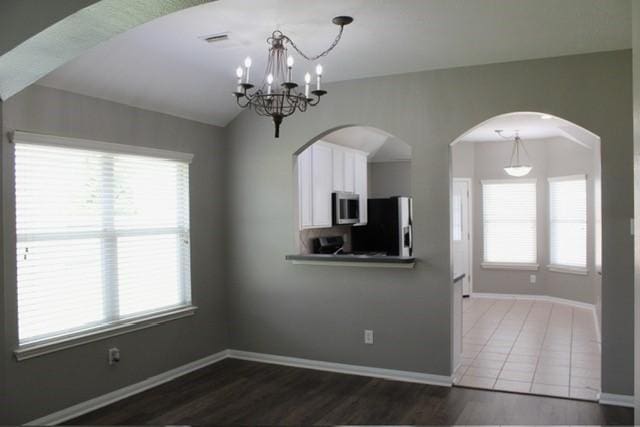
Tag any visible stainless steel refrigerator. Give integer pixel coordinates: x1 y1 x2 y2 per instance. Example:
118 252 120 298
352 196 413 257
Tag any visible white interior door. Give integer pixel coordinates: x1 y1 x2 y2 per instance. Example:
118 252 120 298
452 179 472 296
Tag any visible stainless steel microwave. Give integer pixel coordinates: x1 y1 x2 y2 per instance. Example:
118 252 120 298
332 192 360 225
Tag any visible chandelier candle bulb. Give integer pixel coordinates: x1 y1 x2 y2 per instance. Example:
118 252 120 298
304 72 311 98
315 64 323 90
287 55 294 82
267 73 273 95
244 56 252 83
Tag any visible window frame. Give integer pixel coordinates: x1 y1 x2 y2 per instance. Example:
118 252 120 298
481 178 539 270
10 131 197 361
547 174 588 275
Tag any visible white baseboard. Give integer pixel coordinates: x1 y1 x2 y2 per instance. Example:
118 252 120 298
228 350 453 387
26 349 230 426
599 392 635 408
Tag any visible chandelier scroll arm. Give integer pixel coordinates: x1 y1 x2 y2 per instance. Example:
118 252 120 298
235 94 252 109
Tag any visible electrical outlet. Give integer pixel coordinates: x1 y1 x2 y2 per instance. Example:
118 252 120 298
108 347 121 365
530 274 536 284
364 329 374 344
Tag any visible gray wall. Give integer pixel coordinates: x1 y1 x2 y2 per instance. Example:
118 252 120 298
633 1 640 419
225 50 633 396
451 142 474 178
368 161 412 198
1 85 229 424
0 98 6 420
453 138 599 305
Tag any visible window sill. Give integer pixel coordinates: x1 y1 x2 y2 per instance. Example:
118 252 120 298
14 305 197 361
547 265 589 275
481 262 539 271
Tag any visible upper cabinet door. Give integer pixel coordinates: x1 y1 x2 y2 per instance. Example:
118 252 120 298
332 148 345 192
298 147 313 229
344 151 356 192
354 152 368 225
311 144 333 227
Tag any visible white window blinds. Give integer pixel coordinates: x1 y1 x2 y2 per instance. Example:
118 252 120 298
14 133 192 346
482 180 537 264
549 175 587 269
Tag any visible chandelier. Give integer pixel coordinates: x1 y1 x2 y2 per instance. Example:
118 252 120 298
496 130 532 177
233 16 353 138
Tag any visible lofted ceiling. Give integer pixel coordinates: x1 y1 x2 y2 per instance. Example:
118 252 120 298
322 126 412 163
36 0 631 127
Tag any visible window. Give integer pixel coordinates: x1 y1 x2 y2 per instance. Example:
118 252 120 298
548 175 587 272
14 132 193 349
482 180 537 267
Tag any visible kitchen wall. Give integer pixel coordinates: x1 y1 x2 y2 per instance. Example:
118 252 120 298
1 85 229 424
225 50 633 397
451 141 474 178
633 2 640 419
368 161 412 198
0 99 6 420
452 138 599 305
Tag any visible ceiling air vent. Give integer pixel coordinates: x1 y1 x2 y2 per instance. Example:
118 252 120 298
201 32 230 43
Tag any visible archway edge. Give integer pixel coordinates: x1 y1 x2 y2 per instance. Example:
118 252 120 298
293 123 412 156
449 111 601 147
0 0 212 101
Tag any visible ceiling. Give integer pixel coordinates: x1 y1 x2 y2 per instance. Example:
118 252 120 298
322 126 412 163
456 112 600 148
36 0 631 127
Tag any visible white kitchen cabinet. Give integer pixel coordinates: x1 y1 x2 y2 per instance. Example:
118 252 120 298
311 144 333 227
354 152 368 225
332 149 345 191
298 141 368 229
297 147 313 229
344 151 355 192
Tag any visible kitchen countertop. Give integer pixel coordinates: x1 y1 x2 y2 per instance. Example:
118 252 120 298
285 253 416 268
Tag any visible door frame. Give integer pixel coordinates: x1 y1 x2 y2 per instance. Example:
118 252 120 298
453 177 473 295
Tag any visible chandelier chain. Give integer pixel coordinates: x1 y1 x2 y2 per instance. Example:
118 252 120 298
282 25 345 61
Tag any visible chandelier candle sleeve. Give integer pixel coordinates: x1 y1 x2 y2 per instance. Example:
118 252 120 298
236 67 243 92
287 55 294 82
315 64 323 90
244 57 252 83
267 73 273 95
304 72 311 98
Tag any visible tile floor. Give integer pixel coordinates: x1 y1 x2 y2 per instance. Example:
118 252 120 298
453 296 600 401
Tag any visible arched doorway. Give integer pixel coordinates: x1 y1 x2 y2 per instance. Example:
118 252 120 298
449 112 602 401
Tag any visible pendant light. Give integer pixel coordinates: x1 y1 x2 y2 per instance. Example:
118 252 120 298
498 130 532 177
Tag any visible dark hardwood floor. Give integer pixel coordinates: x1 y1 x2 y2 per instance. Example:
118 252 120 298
69 358 633 425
